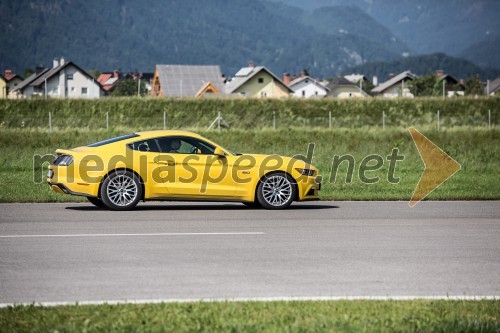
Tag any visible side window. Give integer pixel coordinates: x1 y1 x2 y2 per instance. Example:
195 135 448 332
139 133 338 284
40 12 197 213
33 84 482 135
156 137 215 155
127 139 160 152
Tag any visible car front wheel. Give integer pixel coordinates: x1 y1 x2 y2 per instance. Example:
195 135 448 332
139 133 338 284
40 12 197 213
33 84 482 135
256 172 295 209
100 170 142 211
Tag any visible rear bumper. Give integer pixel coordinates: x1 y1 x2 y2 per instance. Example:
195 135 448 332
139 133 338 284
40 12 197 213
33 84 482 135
47 165 99 197
47 182 96 198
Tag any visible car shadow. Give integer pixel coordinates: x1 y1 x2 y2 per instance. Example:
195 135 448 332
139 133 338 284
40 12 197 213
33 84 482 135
65 203 338 211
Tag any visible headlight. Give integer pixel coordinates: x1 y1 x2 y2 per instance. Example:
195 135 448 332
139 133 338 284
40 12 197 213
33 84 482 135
295 168 315 176
53 154 74 166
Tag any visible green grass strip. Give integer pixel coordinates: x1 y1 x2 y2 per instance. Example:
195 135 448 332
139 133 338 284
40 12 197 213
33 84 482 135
1 300 499 332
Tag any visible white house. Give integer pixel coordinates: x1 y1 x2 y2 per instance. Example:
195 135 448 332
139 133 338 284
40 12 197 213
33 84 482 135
287 75 329 98
344 74 368 84
13 58 104 99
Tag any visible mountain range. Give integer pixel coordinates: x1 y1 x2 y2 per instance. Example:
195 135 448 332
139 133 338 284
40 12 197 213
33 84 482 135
269 0 500 61
0 0 498 79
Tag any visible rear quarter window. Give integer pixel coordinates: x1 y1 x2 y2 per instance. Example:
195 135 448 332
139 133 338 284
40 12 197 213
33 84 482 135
127 139 161 152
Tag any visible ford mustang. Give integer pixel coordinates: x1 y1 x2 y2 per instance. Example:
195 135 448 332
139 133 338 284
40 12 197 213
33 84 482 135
47 130 320 210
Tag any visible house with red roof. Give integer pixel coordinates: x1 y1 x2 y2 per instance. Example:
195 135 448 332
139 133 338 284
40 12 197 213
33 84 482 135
3 70 23 98
97 71 121 93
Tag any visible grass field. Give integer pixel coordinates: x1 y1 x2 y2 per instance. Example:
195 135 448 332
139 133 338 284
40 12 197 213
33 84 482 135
0 127 498 203
1 300 499 332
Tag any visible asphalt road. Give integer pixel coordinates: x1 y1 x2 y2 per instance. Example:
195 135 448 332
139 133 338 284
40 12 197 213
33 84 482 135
0 201 499 304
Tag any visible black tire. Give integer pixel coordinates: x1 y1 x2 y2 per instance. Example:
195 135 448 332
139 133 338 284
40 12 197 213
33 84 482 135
100 170 142 211
256 172 296 210
86 196 107 209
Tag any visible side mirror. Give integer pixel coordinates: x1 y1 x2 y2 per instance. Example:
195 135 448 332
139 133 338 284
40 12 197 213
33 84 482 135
214 147 226 157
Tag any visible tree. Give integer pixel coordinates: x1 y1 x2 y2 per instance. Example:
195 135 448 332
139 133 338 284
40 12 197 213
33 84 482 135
111 79 148 97
409 72 440 97
360 80 375 96
23 68 34 78
464 76 484 96
88 70 101 80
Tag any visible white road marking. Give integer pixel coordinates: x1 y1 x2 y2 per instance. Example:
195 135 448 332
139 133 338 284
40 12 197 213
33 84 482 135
1 296 499 308
0 232 265 239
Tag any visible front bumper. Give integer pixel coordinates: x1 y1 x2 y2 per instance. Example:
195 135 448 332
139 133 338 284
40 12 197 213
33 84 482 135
297 176 321 201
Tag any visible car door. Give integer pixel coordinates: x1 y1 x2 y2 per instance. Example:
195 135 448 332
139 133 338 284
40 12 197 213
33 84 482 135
155 136 239 198
126 138 171 198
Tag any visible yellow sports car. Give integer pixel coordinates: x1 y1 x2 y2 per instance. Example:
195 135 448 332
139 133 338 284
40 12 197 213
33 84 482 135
47 130 320 210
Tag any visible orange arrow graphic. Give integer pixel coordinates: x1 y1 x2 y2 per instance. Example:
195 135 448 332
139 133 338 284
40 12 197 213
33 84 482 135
408 127 461 207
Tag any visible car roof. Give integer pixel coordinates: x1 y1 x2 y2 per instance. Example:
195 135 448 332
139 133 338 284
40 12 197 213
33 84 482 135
135 130 202 139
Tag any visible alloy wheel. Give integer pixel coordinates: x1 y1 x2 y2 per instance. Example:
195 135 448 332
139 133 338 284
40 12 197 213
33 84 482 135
106 174 138 207
261 174 293 207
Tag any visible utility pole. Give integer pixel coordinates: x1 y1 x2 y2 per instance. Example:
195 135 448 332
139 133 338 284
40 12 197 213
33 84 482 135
138 77 141 96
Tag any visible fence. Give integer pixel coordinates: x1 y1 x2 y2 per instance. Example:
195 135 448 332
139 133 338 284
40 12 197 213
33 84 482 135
0 98 498 131
0 109 495 132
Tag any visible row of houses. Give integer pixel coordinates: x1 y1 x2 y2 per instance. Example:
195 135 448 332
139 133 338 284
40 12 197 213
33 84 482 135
149 63 370 99
2 58 500 99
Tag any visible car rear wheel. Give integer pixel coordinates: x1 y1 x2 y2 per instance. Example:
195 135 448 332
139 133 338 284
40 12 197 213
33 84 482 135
87 196 106 209
100 170 142 211
256 172 295 210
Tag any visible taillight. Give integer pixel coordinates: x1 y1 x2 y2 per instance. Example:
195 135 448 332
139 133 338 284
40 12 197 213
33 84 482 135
53 154 74 166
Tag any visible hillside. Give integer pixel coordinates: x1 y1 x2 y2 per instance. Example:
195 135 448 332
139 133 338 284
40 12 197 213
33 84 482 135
269 0 500 57
341 53 500 81
0 0 403 77
460 36 500 69
300 5 409 55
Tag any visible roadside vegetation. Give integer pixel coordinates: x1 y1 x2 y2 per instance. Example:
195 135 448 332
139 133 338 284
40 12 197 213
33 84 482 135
0 126 498 203
1 300 499 332
0 97 498 130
